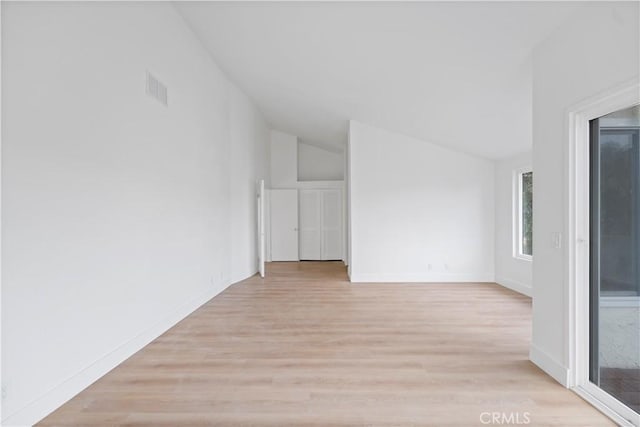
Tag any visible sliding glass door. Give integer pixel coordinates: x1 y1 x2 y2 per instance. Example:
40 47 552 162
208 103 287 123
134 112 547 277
589 105 640 415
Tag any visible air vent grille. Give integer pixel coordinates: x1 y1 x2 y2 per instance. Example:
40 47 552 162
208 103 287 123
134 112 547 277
146 71 168 106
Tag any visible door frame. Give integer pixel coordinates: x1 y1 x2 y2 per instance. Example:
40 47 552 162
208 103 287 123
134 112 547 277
566 79 640 426
257 179 265 277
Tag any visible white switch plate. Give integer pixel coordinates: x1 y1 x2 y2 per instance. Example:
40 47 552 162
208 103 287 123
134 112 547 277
551 232 562 249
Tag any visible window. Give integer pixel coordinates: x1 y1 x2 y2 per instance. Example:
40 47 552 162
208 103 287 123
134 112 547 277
515 168 533 260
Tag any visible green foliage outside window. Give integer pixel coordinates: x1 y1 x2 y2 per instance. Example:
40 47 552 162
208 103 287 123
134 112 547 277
522 171 533 256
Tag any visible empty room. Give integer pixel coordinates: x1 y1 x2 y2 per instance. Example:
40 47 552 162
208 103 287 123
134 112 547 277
1 1 639 426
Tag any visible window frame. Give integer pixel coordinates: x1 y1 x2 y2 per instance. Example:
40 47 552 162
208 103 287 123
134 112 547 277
513 166 533 261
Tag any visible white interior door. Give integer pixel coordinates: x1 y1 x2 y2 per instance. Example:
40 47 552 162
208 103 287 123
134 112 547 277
321 189 343 260
298 188 343 261
299 190 322 260
257 179 265 277
270 189 299 261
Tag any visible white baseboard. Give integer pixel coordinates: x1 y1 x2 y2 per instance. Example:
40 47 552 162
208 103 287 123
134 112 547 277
530 344 570 387
349 272 494 283
229 268 260 286
495 277 532 297
2 281 235 427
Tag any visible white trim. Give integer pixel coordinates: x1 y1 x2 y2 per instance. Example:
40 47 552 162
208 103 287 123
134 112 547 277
574 385 640 426
566 78 640 425
272 180 344 190
1 278 243 427
349 273 494 283
514 253 532 262
530 344 570 387
495 277 532 297
0 2 4 422
257 179 266 278
346 122 353 279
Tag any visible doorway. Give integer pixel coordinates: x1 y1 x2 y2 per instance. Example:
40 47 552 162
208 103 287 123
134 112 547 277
590 106 640 416
569 85 640 427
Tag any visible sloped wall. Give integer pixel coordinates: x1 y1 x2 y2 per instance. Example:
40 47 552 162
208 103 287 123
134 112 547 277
298 142 344 181
1 2 269 424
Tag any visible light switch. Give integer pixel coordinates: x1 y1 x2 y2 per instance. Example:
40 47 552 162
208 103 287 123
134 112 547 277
551 232 562 249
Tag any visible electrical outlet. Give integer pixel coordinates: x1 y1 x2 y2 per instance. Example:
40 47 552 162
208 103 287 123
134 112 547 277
2 385 7 400
427 264 432 271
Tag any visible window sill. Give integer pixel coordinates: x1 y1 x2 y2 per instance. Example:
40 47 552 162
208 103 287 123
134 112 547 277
514 254 533 262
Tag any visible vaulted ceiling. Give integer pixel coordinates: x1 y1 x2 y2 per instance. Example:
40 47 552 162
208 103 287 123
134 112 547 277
176 2 585 159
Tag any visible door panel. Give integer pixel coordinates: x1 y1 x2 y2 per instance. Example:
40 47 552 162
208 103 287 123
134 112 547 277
589 105 640 415
297 188 343 261
299 190 321 260
321 189 342 260
270 189 299 261
257 180 265 277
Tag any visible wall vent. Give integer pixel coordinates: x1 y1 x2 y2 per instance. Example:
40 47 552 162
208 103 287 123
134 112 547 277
146 71 168 106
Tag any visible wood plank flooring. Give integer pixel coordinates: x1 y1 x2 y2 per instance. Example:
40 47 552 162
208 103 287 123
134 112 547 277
39 262 613 426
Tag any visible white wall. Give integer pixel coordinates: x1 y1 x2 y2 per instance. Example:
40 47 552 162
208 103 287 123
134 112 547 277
270 130 298 188
1 2 269 425
348 121 495 282
229 90 270 284
530 2 639 385
298 142 344 181
494 151 533 296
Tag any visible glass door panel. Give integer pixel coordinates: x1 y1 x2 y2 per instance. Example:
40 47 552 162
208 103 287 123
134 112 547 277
590 104 640 414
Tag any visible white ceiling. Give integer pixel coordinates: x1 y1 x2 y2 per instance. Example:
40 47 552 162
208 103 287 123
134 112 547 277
176 2 584 159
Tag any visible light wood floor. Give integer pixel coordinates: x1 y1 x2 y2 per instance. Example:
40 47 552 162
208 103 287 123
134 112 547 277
39 262 613 426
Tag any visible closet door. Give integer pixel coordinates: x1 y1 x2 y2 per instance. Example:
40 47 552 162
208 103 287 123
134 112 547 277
299 190 322 260
321 189 342 260
270 189 299 261
257 179 265 277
